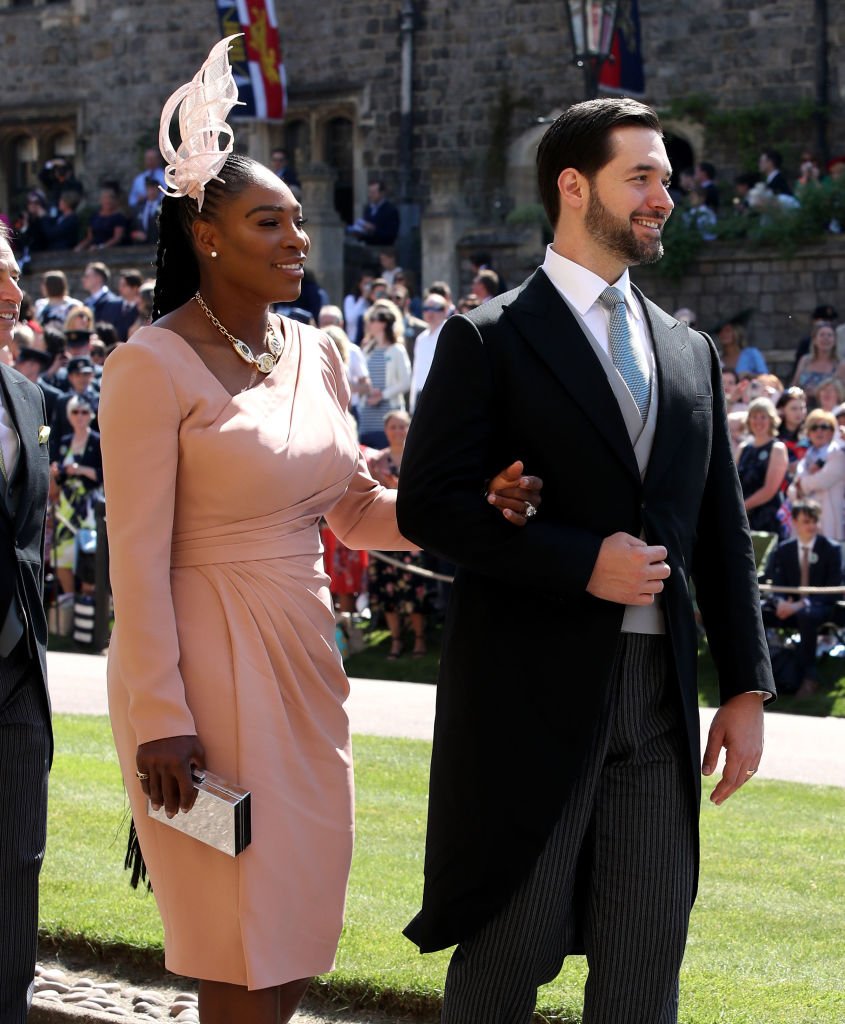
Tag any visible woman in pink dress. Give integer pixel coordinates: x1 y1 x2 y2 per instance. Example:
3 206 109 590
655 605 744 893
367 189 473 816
99 39 542 1024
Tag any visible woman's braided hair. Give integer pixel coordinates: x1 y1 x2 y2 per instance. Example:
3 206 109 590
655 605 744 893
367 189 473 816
152 153 260 320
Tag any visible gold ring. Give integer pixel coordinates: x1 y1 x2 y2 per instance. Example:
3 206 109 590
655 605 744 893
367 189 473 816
745 769 757 776
136 771 150 781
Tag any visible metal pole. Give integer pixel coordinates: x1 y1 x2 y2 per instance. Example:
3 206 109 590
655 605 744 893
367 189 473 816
397 0 418 274
814 0 830 165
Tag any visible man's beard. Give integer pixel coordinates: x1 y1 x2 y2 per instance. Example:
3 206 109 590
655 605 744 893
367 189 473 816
584 185 665 267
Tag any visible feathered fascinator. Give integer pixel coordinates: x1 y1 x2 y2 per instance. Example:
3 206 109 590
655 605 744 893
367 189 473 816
159 34 244 210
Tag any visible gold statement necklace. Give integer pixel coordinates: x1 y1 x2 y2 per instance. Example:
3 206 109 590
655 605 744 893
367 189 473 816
194 291 283 388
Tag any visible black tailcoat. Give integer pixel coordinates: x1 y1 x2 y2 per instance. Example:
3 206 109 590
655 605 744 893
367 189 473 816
397 269 775 953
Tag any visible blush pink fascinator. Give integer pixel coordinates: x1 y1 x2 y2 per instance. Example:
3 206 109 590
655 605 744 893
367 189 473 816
159 34 244 210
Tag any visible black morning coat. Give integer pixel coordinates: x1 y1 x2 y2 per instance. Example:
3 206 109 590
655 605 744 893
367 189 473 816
0 364 52 758
396 269 776 954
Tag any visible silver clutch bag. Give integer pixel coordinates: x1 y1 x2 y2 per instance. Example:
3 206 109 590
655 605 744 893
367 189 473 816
147 769 251 856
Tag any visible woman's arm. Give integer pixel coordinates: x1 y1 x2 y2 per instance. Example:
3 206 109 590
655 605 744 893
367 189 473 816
744 441 788 509
791 355 808 388
381 345 412 401
796 445 845 495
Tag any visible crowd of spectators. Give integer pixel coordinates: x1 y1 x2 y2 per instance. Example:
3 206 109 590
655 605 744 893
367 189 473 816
674 147 845 241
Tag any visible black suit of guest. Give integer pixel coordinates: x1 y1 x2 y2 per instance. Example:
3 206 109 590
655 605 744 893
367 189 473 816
0 364 52 1022
361 199 399 245
397 104 774 1024
762 533 843 688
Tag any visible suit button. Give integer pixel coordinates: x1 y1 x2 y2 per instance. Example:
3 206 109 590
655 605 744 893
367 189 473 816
640 501 647 510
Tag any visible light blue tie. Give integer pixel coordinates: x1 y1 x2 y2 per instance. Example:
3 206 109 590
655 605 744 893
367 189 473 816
599 286 651 420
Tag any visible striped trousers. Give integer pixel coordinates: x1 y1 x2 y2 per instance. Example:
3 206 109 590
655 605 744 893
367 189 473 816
0 639 50 1024
442 634 696 1024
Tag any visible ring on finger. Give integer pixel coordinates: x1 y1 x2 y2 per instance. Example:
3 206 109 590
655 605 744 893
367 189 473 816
136 770 150 781
524 502 537 518
745 768 757 777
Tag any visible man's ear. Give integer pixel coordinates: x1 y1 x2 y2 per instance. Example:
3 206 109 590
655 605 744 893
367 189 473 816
557 168 588 211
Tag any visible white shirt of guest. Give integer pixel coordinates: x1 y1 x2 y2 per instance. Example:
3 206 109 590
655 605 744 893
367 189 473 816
410 321 445 412
541 244 655 383
346 343 369 410
0 390 20 481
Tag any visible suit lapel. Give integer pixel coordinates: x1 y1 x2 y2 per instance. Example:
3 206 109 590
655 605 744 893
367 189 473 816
503 270 641 484
638 290 697 489
0 367 39 532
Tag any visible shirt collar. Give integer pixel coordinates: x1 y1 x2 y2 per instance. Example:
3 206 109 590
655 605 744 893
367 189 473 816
541 245 641 322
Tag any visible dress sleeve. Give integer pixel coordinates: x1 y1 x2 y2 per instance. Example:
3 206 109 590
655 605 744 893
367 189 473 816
98 341 197 745
317 331 414 552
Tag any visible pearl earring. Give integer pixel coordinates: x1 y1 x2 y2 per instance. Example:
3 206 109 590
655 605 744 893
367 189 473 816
210 250 218 258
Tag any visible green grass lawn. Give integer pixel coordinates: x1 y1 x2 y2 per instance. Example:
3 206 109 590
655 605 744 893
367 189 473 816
41 715 845 1022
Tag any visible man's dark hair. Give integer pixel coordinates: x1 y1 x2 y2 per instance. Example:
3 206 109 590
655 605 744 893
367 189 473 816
85 262 110 285
368 179 386 195
536 97 662 227
119 268 144 290
42 270 68 298
791 499 821 522
42 324 67 357
698 161 716 180
762 149 783 169
94 321 120 347
734 172 759 189
473 269 500 297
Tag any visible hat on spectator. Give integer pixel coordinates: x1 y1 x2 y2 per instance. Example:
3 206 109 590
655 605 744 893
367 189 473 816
65 329 92 347
15 346 52 370
66 356 94 375
710 308 754 334
812 304 838 322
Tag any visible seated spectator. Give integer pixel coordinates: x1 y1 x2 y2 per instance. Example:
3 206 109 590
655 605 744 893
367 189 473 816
75 186 129 251
43 191 82 250
18 190 52 253
38 158 83 215
762 498 844 697
790 303 838 376
34 270 83 328
715 311 767 374
346 180 400 245
759 148 793 196
790 409 845 541
791 321 839 406
694 161 719 210
816 376 845 414
736 396 789 536
722 368 749 414
127 148 166 207
129 177 163 246
683 188 717 240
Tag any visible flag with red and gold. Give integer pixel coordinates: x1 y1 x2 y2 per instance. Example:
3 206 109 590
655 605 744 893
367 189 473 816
216 0 287 119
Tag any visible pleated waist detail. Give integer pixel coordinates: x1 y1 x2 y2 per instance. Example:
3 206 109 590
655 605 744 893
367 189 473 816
171 511 321 568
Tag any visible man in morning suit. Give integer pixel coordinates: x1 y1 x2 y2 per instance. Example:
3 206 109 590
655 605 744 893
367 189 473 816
397 99 775 1024
0 226 52 1023
762 498 843 697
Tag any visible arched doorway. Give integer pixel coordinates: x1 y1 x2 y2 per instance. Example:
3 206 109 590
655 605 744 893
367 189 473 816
323 116 354 225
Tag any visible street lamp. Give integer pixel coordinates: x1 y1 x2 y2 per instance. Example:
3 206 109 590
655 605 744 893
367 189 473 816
564 0 620 100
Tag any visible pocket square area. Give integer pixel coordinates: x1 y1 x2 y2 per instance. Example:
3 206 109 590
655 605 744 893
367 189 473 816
38 426 50 445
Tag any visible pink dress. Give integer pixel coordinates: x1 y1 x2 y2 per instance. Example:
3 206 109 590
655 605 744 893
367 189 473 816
98 319 408 989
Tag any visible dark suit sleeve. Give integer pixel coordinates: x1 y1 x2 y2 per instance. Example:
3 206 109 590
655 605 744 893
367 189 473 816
397 313 603 596
691 333 775 702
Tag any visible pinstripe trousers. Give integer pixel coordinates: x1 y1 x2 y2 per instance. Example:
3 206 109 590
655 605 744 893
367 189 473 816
0 639 50 1024
441 634 696 1024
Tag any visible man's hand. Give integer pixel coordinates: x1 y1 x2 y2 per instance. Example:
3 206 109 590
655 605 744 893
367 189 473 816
775 599 803 619
486 460 543 526
586 532 670 605
702 692 764 805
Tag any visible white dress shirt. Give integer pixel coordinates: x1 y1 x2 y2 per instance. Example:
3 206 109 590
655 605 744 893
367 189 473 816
0 390 20 481
541 244 655 386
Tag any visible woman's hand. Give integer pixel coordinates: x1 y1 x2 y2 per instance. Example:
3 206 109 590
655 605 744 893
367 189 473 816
136 735 206 818
486 460 543 526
